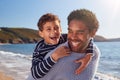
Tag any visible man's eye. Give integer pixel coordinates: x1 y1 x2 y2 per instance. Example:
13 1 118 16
68 30 72 33
78 30 85 33
77 31 84 34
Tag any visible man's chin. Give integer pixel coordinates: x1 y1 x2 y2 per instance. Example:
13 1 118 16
70 46 78 52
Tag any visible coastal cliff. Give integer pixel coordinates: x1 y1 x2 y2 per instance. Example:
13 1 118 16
0 27 120 44
0 27 41 44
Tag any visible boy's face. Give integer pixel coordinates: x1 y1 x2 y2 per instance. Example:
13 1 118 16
67 19 95 53
39 20 62 45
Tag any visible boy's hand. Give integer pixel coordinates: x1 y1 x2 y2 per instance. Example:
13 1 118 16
74 53 92 75
51 46 70 61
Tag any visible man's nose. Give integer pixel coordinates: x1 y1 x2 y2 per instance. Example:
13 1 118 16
71 33 77 40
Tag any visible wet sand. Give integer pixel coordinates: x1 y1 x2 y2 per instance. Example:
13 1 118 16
0 72 14 80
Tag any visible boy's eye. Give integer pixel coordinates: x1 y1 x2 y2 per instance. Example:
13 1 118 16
54 26 59 30
46 28 51 31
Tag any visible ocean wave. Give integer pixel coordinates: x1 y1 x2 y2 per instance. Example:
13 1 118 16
95 72 120 80
0 50 31 80
0 50 32 60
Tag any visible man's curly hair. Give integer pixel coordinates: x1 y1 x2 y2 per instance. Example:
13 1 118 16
37 13 60 31
67 9 99 32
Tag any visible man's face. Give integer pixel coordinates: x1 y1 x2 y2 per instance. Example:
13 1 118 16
39 20 62 45
67 19 92 53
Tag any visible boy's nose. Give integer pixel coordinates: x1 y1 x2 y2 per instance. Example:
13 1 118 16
52 29 57 33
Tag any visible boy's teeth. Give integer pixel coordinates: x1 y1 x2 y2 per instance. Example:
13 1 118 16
51 37 56 39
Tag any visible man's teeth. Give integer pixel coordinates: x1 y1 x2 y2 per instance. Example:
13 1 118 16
71 42 79 46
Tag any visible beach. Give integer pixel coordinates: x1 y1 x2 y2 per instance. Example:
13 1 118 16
0 72 13 80
0 42 120 80
0 51 120 80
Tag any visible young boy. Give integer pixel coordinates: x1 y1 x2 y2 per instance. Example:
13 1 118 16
30 13 93 80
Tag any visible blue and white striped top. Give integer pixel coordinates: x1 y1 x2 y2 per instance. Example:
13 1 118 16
31 34 67 79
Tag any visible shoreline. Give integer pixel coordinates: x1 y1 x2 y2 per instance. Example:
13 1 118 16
0 62 30 80
0 71 14 80
95 72 120 80
0 63 14 80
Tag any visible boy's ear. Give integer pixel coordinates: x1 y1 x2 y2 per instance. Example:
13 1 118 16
60 27 62 33
39 31 43 38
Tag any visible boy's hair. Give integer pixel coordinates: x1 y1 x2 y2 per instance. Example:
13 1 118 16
67 9 99 32
37 13 60 31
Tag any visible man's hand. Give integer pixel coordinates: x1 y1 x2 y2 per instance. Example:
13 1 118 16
74 53 92 75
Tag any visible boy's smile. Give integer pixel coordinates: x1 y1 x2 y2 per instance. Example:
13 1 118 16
50 36 59 41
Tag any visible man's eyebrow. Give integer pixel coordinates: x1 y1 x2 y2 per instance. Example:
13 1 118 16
77 30 85 32
67 28 71 30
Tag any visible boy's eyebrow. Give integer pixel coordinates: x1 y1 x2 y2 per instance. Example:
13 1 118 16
45 26 51 28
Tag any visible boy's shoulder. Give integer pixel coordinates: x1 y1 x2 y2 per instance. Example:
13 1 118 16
60 34 67 42
35 39 45 48
61 34 67 40
37 39 44 44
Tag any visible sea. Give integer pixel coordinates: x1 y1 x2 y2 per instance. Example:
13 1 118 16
0 42 120 80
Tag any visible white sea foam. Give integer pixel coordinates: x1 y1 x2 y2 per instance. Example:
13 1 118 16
0 50 32 60
0 50 120 80
95 73 120 80
0 50 32 80
0 50 27 57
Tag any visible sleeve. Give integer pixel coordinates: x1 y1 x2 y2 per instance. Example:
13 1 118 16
86 39 94 57
61 33 67 42
31 43 57 79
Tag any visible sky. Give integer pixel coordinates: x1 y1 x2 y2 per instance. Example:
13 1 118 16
0 0 120 39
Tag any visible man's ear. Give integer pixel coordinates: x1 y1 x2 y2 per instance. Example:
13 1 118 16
90 29 97 37
39 31 43 38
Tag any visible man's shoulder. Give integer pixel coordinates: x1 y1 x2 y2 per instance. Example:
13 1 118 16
93 44 101 56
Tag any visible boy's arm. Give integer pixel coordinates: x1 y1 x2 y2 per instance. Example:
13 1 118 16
74 39 93 74
31 51 56 79
31 40 57 79
75 53 92 74
31 42 70 79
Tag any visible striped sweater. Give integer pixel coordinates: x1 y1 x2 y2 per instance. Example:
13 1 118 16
31 34 93 79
